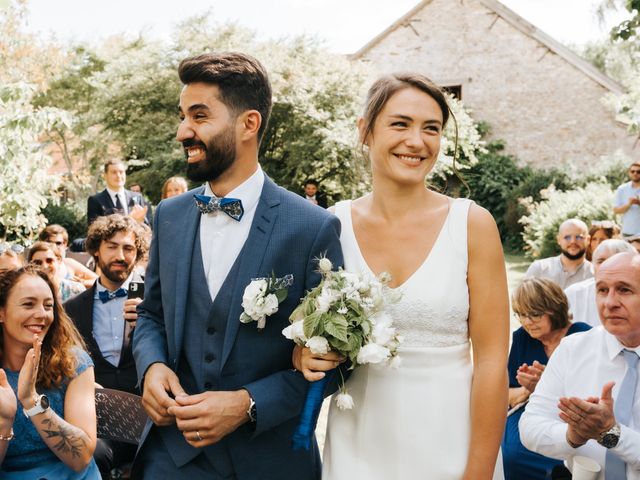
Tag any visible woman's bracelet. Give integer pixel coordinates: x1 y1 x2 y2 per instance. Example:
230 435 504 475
0 429 14 441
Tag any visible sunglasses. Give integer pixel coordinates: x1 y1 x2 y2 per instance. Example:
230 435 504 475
630 170 640 174
0 243 25 255
32 258 57 266
591 220 617 229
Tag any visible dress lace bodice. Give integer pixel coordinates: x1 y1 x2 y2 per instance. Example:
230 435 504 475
334 198 471 348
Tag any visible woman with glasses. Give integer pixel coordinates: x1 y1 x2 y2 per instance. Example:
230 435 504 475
585 220 620 261
27 243 85 302
502 278 590 479
38 225 98 289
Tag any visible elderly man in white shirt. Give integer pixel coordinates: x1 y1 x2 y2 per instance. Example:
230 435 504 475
565 240 636 327
520 252 640 479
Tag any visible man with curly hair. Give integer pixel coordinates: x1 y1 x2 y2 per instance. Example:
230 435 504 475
64 214 150 478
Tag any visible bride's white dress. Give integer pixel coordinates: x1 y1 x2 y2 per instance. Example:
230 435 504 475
323 199 504 480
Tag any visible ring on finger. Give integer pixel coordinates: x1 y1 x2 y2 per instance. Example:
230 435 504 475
195 430 202 441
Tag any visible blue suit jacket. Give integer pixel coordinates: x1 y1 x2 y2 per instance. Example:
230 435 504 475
132 174 343 479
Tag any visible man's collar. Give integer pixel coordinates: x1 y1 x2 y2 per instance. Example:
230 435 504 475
106 187 126 197
604 328 640 360
95 274 132 295
203 166 264 215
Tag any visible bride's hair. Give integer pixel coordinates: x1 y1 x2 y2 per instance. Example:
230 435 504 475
358 73 463 191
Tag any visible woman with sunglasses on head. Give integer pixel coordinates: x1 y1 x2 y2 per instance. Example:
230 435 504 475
28 242 85 302
293 74 509 479
0 266 100 479
585 220 621 261
502 278 591 479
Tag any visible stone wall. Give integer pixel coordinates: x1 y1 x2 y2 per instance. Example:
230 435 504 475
355 0 637 169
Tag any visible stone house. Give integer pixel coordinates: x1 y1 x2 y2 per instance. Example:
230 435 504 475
351 0 637 168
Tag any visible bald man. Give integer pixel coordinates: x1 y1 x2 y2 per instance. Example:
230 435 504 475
521 252 640 478
526 219 593 289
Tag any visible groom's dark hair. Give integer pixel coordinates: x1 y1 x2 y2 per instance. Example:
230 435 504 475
178 52 272 144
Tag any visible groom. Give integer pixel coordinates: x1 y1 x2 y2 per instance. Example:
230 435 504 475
131 52 343 479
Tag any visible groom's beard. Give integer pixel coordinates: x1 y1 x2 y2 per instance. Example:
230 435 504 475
185 126 237 183
561 247 586 261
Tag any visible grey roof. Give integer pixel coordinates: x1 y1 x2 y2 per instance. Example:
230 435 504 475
350 0 624 94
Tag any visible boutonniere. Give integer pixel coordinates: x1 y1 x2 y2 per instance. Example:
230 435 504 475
240 273 294 330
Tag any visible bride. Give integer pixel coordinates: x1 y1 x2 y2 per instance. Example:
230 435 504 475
294 73 509 479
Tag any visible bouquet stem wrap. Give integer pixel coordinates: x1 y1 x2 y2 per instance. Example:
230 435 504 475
292 370 334 450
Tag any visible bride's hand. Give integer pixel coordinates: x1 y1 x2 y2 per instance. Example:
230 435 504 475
292 345 345 382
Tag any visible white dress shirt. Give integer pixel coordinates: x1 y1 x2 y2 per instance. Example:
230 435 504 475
565 278 601 327
106 187 128 215
520 326 640 479
199 166 264 302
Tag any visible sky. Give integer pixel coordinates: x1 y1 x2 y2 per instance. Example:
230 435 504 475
20 0 629 54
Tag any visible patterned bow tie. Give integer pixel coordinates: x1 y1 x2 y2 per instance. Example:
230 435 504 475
194 194 244 221
98 288 127 304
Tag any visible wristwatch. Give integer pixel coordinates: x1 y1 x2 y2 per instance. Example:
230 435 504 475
23 394 50 418
246 396 257 423
597 423 621 449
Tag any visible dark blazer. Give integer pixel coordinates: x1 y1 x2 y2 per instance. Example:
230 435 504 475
87 189 153 227
64 282 138 394
300 191 328 209
133 174 343 479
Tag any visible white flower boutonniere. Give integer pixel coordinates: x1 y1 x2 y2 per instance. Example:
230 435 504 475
240 273 294 330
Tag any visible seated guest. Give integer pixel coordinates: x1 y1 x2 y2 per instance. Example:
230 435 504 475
0 244 23 274
520 252 640 478
566 239 636 327
0 266 100 479
627 233 640 254
161 176 188 199
64 214 150 479
586 221 621 261
28 242 85 302
502 278 591 479
526 219 593 289
38 224 98 288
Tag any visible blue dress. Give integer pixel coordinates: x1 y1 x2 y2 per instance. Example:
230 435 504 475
0 348 101 479
501 322 591 480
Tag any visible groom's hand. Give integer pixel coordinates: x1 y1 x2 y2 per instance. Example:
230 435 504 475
142 362 187 426
169 390 251 447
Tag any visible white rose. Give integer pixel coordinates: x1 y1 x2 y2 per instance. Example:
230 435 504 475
241 279 268 319
262 293 279 316
306 336 330 355
282 320 307 343
316 287 337 314
371 312 396 345
318 257 333 273
335 392 354 410
356 343 391 364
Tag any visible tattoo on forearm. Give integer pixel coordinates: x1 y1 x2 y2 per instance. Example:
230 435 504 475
40 417 86 458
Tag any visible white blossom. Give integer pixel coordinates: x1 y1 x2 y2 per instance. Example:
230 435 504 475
357 343 391 364
306 336 330 355
335 392 354 410
282 320 307 344
318 257 333 273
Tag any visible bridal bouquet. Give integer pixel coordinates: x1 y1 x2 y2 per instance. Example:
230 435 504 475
282 257 402 449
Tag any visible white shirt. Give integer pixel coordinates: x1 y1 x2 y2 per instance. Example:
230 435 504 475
615 181 640 235
520 326 640 479
565 278 601 328
106 187 128 215
199 166 264 302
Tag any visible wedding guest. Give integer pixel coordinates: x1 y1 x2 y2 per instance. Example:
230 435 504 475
526 219 592 289
627 233 640 254
502 278 590 479
586 221 621 261
0 266 100 478
28 242 85 302
0 245 23 274
565 239 636 327
613 161 640 237
301 179 328 208
520 252 640 478
38 225 98 288
161 176 188 199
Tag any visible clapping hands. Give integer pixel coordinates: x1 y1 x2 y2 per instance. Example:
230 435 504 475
0 370 16 427
516 361 545 393
17 334 42 410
